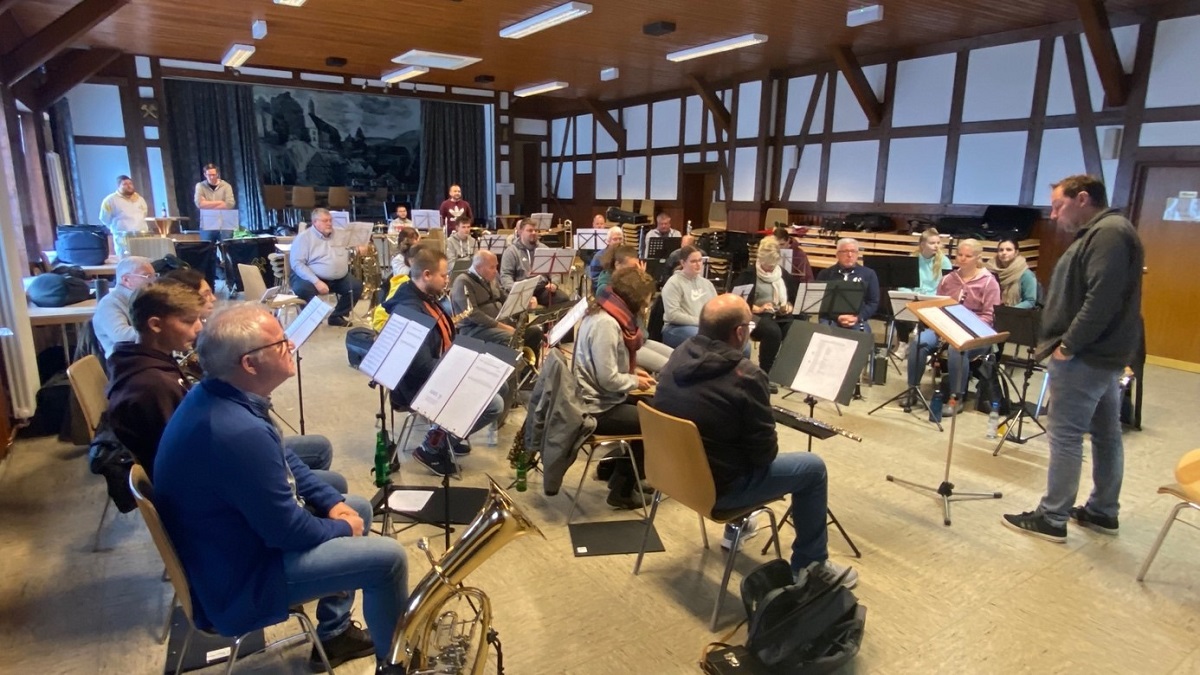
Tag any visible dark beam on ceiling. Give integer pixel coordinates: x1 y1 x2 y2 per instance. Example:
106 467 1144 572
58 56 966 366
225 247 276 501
687 74 731 139
12 47 121 111
0 0 23 17
581 98 626 153
1074 0 1129 108
828 44 883 128
2 0 129 86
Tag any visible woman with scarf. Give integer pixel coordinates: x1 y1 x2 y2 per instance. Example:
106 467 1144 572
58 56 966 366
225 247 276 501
574 266 658 509
986 238 1037 308
732 238 792 381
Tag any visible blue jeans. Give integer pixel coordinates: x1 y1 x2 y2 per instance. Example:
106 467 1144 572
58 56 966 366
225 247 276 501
662 324 698 348
906 329 989 396
713 452 829 573
286 435 333 470
283 495 409 658
291 274 364 321
1037 358 1124 527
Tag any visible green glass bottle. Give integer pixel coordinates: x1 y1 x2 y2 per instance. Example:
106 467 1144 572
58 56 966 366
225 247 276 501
374 429 389 487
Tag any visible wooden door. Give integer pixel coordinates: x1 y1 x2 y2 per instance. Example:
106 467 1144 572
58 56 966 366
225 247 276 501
1132 164 1200 365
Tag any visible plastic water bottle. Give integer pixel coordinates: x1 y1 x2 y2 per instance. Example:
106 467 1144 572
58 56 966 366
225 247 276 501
986 402 1001 439
928 389 944 424
515 451 528 493
486 421 497 446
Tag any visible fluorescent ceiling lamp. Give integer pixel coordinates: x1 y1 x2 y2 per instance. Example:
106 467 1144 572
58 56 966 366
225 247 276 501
666 33 768 63
514 81 569 97
847 4 884 27
500 1 593 39
273 0 306 6
382 65 429 84
221 43 255 68
392 49 481 70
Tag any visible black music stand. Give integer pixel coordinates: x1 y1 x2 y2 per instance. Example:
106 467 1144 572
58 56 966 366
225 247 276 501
645 236 681 262
991 306 1046 456
868 294 943 431
863 255 919 290
818 280 865 320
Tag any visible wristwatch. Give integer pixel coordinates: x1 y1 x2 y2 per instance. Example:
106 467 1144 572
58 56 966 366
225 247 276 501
1058 344 1073 358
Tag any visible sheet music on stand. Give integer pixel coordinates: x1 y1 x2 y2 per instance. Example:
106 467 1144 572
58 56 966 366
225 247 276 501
284 298 333 349
330 211 350 228
199 209 238 231
548 297 589 347
412 210 440 231
908 298 1009 351
530 213 553 230
731 284 753 302
497 277 540 321
792 332 859 402
793 282 828 314
480 234 508 254
770 320 873 406
411 337 517 439
530 248 576 276
645 236 681 261
779 249 794 275
573 228 607 251
888 291 945 322
357 308 436 389
332 221 374 248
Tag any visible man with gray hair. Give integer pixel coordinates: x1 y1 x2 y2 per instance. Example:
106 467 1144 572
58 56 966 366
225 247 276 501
815 237 879 333
588 222 623 285
452 249 542 350
154 304 408 673
94 255 155 357
290 207 364 326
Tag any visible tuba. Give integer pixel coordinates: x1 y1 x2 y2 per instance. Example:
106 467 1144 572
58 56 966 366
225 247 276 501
351 242 384 312
387 477 543 674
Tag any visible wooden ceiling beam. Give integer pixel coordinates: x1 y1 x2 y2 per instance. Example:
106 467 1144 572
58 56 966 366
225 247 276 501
581 98 626 154
0 0 23 17
12 47 121 111
828 44 883 128
687 74 731 139
2 0 129 86
1074 0 1129 108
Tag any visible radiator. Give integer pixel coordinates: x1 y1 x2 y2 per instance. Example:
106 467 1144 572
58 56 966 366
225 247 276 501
0 151 41 419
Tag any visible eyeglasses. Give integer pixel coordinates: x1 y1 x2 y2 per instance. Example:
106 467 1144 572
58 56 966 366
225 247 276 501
740 321 757 333
239 337 292 360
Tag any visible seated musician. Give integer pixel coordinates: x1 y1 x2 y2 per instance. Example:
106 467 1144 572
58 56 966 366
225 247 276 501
159 268 216 321
499 217 569 307
383 245 505 477
893 228 952 359
575 266 658 509
588 223 623 286
733 238 792 382
375 227 421 331
663 234 699 278
290 208 364 327
445 214 475 267
94 256 155 358
154 304 407 674
815 237 880 333
905 238 1002 416
106 283 344 485
771 227 815 282
452 250 542 354
653 294 857 586
985 237 1037 309
594 244 642 295
660 245 717 348
643 211 680 258
388 204 412 233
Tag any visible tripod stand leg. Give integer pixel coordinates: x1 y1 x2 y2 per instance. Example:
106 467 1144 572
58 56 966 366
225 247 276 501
827 508 861 558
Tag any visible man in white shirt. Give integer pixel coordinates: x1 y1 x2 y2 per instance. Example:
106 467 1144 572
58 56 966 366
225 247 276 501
98 175 149 257
289 208 363 327
643 212 680 258
388 205 412 233
194 163 236 243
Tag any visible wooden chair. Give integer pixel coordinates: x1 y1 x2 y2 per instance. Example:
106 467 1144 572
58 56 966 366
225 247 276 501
67 355 116 552
632 401 782 630
764 207 789 231
708 201 728 229
327 186 351 217
237 263 305 326
262 185 287 228
128 465 333 674
1137 449 1200 581
638 200 656 219
291 186 316 224
126 236 177 261
565 434 646 524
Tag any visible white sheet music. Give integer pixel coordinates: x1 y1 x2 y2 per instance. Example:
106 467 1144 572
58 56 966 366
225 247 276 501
791 332 857 402
330 211 350 227
794 282 828 314
731 284 753 301
530 213 553 230
530 248 576 275
480 234 508 254
412 209 440 231
358 313 433 389
916 306 973 348
199 209 237 231
411 346 513 439
387 490 434 512
573 228 607 250
889 291 945 322
779 249 794 275
347 222 374 246
548 297 589 347
284 298 333 349
498 277 540 320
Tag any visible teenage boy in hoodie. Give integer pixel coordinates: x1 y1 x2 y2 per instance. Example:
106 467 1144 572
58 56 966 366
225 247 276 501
660 245 717 347
499 218 568 307
653 293 857 587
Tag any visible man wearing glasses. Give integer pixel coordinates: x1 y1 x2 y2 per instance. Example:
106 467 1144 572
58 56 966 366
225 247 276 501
94 256 155 358
155 304 408 673
815 238 879 333
653 294 857 587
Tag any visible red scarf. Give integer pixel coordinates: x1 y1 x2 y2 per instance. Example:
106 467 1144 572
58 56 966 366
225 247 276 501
595 287 643 373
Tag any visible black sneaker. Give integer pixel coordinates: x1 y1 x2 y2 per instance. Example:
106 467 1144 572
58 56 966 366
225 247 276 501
377 663 407 675
412 444 455 477
1002 511 1066 543
450 437 471 457
1069 506 1119 535
606 489 651 510
311 620 374 671
328 315 351 327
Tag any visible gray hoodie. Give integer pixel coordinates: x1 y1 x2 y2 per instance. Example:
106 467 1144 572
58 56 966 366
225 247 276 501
661 270 717 326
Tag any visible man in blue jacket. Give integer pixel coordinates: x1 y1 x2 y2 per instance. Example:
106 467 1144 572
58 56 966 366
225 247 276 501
1003 175 1144 543
154 304 408 674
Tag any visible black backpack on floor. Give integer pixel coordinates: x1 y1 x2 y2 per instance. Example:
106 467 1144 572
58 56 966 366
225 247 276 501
345 327 376 368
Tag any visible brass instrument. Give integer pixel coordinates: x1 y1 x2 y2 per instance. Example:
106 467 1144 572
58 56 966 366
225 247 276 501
177 350 204 384
507 307 538 370
449 294 473 326
388 477 544 674
350 242 384 312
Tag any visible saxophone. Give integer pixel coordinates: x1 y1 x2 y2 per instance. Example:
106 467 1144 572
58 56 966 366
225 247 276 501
387 477 543 674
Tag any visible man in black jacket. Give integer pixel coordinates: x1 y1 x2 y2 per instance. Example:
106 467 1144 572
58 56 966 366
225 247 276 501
653 294 857 586
1003 175 1144 543
384 245 505 476
452 250 541 351
814 238 879 333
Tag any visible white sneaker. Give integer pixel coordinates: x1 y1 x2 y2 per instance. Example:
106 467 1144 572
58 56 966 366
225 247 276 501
893 341 909 360
806 559 859 589
720 516 761 551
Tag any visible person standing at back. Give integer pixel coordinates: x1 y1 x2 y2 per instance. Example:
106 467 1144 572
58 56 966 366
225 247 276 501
194 163 236 243
438 184 472 231
98 175 149 257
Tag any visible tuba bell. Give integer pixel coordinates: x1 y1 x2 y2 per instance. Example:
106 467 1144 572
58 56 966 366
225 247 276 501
387 477 544 674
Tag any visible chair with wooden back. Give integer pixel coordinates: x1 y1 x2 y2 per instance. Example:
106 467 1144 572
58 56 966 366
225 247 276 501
327 186 351 211
708 201 728 229
128 465 332 674
1137 448 1200 581
262 185 287 227
237 263 304 326
764 207 789 231
291 186 317 225
633 401 782 630
68 355 117 552
126 236 177 262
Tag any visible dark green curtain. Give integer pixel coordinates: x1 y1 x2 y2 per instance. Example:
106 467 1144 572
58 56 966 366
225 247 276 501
163 80 266 231
417 101 488 223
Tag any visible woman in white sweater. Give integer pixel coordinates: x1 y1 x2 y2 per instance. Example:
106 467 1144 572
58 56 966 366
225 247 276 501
660 245 717 347
733 239 792 379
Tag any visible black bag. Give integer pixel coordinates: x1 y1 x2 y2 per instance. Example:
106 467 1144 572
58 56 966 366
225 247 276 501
151 254 190 276
22 372 73 437
87 414 137 513
26 273 91 307
843 213 894 233
175 241 219 290
981 205 1039 241
346 327 376 368
55 225 110 265
973 354 1012 415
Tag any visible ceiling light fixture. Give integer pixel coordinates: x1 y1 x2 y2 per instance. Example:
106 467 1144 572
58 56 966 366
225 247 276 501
252 20 267 40
272 0 306 6
846 4 884 27
600 67 619 81
514 81 569 97
500 2 593 39
665 33 768 63
391 49 481 70
382 65 430 84
221 43 256 68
